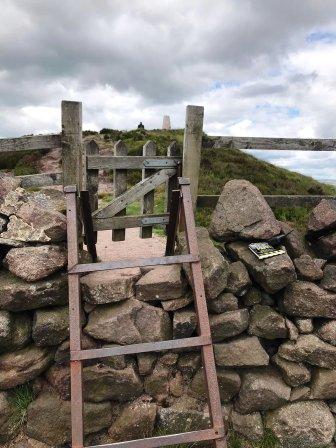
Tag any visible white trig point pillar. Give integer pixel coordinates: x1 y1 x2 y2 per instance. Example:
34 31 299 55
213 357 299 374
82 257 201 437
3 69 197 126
162 115 171 130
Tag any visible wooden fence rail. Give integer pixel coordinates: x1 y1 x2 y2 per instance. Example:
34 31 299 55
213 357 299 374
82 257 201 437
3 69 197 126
0 100 335 222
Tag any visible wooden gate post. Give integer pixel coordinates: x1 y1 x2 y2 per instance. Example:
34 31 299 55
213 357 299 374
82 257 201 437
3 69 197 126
61 100 84 189
182 105 204 209
112 140 127 241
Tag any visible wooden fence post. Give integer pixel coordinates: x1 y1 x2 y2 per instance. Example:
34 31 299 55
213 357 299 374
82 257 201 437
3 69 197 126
140 140 156 238
61 101 84 189
84 139 99 213
166 141 180 213
112 140 127 241
182 105 204 209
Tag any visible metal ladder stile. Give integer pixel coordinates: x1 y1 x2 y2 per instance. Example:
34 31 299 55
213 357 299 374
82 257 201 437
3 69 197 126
64 178 227 448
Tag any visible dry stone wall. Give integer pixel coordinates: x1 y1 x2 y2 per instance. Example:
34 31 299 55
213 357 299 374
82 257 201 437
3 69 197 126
1 175 336 447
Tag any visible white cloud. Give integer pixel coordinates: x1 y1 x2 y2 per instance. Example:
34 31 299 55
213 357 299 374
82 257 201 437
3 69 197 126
1 0 336 180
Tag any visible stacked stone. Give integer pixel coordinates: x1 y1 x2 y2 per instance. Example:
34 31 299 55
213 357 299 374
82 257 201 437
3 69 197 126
2 177 336 447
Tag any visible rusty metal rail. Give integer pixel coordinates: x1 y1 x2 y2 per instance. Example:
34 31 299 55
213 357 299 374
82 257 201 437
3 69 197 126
64 178 227 448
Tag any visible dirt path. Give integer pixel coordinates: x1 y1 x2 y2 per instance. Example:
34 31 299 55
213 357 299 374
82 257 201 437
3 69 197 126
95 228 166 261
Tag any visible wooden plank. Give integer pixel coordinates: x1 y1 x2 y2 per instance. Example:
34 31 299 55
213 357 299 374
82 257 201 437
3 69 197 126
183 105 204 209
93 168 176 219
71 336 210 360
93 213 169 231
87 155 181 170
68 254 199 274
140 141 156 238
0 134 61 153
85 140 99 213
18 172 62 188
166 141 181 214
213 136 336 151
80 190 97 261
88 428 219 448
197 194 336 209
112 140 127 241
165 189 180 255
61 101 83 189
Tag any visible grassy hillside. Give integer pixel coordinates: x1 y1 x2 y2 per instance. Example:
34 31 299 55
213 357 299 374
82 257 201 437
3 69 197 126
91 128 335 231
2 128 335 231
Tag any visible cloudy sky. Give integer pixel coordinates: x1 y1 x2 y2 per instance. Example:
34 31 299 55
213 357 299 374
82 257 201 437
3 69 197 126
1 0 336 181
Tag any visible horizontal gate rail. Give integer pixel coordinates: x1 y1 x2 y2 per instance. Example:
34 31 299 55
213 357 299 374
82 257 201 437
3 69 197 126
71 335 211 361
87 155 181 170
93 213 169 231
68 253 199 274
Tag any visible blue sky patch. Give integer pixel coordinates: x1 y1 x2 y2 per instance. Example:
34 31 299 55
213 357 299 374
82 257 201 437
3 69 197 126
307 31 336 44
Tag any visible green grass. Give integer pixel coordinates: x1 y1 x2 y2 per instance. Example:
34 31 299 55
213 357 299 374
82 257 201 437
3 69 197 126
227 429 280 448
91 128 336 231
8 383 35 430
4 128 333 233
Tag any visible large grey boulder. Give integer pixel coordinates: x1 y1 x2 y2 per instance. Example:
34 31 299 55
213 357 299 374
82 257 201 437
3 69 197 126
190 367 241 403
283 281 336 318
0 345 54 389
157 396 210 434
45 364 71 400
161 292 194 311
0 216 7 232
227 241 296 293
321 264 336 292
311 232 336 259
26 392 112 446
307 199 336 238
0 271 67 311
0 175 21 203
4 245 67 282
81 268 141 305
272 353 311 387
0 391 18 443
0 189 67 243
32 306 72 346
226 261 251 296
144 364 171 403
293 254 323 281
209 180 281 242
136 265 184 301
311 368 336 399
208 292 238 314
214 336 269 368
278 334 336 369
84 298 172 344
177 227 229 300
210 309 249 342
173 308 197 339
281 221 309 259
295 318 313 334
235 368 291 414
83 363 143 402
316 320 336 346
248 305 287 339
231 410 264 442
108 401 157 442
0 310 31 352
265 401 335 448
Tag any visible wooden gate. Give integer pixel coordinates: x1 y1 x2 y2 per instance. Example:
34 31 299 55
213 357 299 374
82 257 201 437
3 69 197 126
81 105 204 243
85 139 182 242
